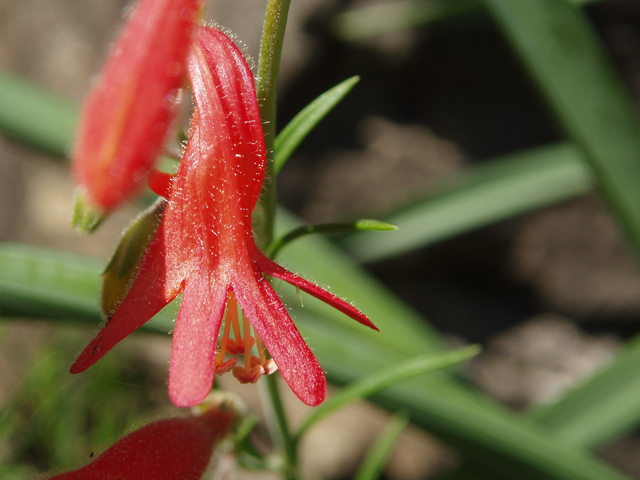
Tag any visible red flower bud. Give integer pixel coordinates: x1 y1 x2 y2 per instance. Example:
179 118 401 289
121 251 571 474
72 0 202 218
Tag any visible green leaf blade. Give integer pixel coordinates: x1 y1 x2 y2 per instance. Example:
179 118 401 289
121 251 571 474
274 76 360 174
354 412 410 480
267 219 397 258
342 142 594 262
0 71 77 158
297 313 633 480
485 0 640 256
0 243 175 333
297 345 481 439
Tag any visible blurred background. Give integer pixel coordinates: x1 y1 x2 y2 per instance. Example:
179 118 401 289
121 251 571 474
2 0 640 478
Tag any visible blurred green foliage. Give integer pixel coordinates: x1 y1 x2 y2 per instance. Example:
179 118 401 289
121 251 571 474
0 324 168 479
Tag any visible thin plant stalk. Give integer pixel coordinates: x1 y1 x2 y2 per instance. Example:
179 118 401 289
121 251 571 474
256 0 298 478
255 0 291 250
264 374 299 480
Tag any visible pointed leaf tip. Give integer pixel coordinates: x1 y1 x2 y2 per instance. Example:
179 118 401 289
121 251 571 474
354 219 398 231
274 75 361 174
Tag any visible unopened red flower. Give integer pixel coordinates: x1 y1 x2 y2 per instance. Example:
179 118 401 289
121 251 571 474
48 406 235 480
71 27 376 407
72 0 202 216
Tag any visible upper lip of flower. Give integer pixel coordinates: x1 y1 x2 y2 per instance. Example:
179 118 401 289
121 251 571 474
70 26 377 408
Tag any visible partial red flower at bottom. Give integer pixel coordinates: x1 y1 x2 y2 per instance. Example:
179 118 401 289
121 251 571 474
48 406 235 480
71 27 377 407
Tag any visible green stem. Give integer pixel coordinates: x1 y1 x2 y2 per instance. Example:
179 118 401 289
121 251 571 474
255 0 292 249
256 2 296 478
264 374 298 480
267 220 398 259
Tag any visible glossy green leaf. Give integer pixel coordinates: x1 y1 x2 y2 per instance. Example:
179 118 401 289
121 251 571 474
341 142 594 263
296 345 480 440
354 412 410 480
485 0 640 256
274 76 359 174
0 71 77 157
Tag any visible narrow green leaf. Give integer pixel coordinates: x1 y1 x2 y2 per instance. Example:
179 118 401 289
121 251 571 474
0 243 102 321
354 412 410 480
0 243 175 333
274 76 360 174
0 71 77 158
353 219 399 231
485 0 640 257
341 142 594 263
296 345 481 440
267 219 397 259
275 208 446 356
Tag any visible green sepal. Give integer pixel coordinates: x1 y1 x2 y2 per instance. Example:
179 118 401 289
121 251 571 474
101 199 166 316
71 188 108 233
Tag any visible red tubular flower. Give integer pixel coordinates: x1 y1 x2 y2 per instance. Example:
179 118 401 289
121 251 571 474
71 27 377 407
48 406 235 480
72 0 202 214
